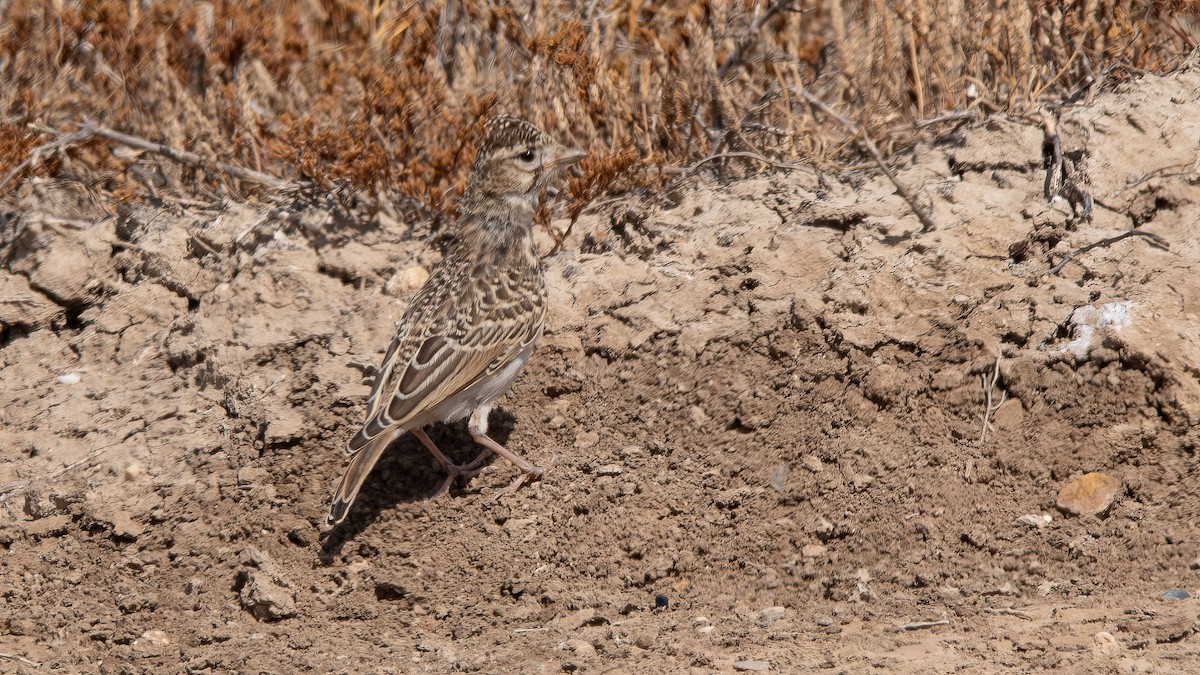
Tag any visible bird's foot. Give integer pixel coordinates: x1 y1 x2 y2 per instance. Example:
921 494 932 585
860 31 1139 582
491 453 558 501
431 460 489 498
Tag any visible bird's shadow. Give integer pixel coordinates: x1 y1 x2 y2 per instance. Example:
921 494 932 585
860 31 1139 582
318 408 515 560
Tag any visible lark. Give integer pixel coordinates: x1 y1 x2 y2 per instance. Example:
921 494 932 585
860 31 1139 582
327 116 585 525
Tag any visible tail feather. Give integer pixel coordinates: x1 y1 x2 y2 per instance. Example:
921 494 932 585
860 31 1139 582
327 427 402 525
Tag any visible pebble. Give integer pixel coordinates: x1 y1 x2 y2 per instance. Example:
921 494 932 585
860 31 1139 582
1056 472 1122 516
395 265 429 292
1015 513 1052 529
596 464 623 476
57 372 81 385
132 629 170 654
238 570 296 620
733 660 771 672
802 455 823 472
565 639 595 657
1093 631 1124 656
801 543 827 558
1161 588 1191 600
769 463 788 492
574 430 599 449
123 461 145 481
758 606 786 626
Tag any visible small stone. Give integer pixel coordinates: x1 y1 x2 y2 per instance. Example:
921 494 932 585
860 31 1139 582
1015 513 1052 529
1189 556 1200 570
132 629 170 655
596 464 623 476
811 516 834 537
110 512 145 540
574 430 599 449
801 544 827 558
238 570 296 621
631 628 657 649
1161 588 1191 601
136 629 170 646
57 372 81 385
733 660 771 672
802 455 823 472
814 615 834 627
696 625 714 634
386 265 429 295
758 606 786 626
769 463 788 493
264 407 305 446
1093 631 1124 656
1056 472 1122 516
123 461 145 481
654 593 668 609
565 639 595 658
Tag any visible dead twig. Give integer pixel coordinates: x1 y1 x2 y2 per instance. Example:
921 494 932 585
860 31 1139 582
1046 230 1169 277
979 351 1007 444
794 86 937 233
0 125 96 193
0 653 41 668
986 608 1034 620
914 110 979 128
717 0 807 78
665 151 806 178
84 123 294 190
22 121 294 192
900 619 950 631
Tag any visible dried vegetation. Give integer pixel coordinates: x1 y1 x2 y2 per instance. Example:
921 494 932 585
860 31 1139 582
0 0 1195 223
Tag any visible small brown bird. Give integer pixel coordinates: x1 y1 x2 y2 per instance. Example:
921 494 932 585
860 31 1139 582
327 116 585 525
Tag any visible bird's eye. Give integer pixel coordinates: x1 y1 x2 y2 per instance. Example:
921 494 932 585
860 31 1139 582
519 149 536 162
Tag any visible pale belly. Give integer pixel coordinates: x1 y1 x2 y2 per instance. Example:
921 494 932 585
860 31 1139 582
421 341 536 426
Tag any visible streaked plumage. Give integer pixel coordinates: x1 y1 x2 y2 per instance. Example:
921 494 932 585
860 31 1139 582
327 116 584 526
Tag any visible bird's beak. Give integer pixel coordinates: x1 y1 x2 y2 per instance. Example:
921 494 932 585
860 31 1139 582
544 146 587 169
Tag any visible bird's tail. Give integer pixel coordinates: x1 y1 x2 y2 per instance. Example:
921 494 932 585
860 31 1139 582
327 427 402 525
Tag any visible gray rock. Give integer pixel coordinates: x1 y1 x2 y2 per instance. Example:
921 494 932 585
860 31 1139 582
238 570 296 620
733 661 771 672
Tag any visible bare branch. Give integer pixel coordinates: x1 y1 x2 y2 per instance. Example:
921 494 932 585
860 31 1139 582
665 150 806 178
11 121 295 194
794 86 937 233
1045 230 1169 277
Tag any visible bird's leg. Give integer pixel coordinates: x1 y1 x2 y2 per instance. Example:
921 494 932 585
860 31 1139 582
410 427 483 497
467 405 557 500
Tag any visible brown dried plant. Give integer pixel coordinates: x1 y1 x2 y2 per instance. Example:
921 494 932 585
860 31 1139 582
0 0 1195 224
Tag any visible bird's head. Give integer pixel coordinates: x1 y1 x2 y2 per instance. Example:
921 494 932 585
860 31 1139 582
463 116 586 210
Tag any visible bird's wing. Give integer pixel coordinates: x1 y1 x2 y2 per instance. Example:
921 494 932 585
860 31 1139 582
347 259 544 453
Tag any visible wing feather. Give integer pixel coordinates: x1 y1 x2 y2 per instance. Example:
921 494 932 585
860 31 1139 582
346 257 544 454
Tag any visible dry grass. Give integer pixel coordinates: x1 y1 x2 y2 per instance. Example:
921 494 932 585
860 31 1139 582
0 0 1195 220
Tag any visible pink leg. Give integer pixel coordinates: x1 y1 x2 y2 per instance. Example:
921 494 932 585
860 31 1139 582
410 428 486 497
467 405 556 500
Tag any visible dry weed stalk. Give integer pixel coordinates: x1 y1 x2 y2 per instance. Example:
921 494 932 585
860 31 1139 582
979 352 1007 444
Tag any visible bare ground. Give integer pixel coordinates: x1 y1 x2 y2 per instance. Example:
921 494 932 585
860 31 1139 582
2 61 1200 674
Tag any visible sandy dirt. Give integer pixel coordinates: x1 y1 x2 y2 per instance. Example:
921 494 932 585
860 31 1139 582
3 60 1200 674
